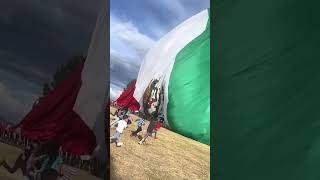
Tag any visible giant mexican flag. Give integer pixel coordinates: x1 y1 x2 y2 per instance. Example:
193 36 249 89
17 0 108 162
213 0 320 179
134 9 210 144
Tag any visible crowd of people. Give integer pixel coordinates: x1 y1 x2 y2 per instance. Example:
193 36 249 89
0 125 100 179
0 140 63 180
110 106 165 147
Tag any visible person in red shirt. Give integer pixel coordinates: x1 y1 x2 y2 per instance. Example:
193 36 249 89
153 118 164 139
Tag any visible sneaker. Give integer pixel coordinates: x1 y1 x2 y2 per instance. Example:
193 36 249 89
139 141 146 145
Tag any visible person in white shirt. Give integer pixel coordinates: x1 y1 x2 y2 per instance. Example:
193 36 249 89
110 115 129 147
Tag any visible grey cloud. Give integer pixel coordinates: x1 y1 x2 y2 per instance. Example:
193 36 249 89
0 0 100 74
0 0 101 123
111 0 210 39
0 82 37 124
0 51 49 84
110 84 123 101
110 15 155 59
110 53 139 89
0 67 41 123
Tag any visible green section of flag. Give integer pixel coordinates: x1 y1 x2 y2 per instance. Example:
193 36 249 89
213 1 320 179
167 9 210 145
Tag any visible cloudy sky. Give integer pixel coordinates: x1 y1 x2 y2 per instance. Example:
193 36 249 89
0 0 100 123
0 0 210 123
110 0 210 100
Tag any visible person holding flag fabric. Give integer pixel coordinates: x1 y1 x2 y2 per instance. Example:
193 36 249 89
138 113 158 145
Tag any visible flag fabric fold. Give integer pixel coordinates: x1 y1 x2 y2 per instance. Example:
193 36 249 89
115 80 140 112
133 9 210 144
213 1 320 179
18 62 97 155
18 0 108 158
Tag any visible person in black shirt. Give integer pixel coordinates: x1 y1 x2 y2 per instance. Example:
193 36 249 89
138 113 158 145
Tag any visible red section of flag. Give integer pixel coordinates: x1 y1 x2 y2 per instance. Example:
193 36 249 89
155 121 162 131
115 80 140 112
18 62 96 155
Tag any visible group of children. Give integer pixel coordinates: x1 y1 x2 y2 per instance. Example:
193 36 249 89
110 107 164 147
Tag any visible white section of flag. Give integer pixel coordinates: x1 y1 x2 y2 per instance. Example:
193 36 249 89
73 0 108 160
73 1 108 129
133 9 209 121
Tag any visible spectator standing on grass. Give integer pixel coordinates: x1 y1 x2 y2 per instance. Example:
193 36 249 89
131 118 145 137
110 115 129 147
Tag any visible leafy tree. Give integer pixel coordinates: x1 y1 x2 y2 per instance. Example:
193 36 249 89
41 55 85 97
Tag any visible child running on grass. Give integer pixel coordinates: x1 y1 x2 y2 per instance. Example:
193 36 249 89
110 115 129 147
138 113 158 145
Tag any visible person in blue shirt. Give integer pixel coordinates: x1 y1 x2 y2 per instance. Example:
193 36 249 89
34 141 63 180
131 118 145 137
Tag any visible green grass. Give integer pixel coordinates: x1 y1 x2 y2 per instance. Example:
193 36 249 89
110 107 210 180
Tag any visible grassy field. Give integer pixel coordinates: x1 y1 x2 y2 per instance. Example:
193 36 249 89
110 107 210 180
0 142 102 180
0 143 23 180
